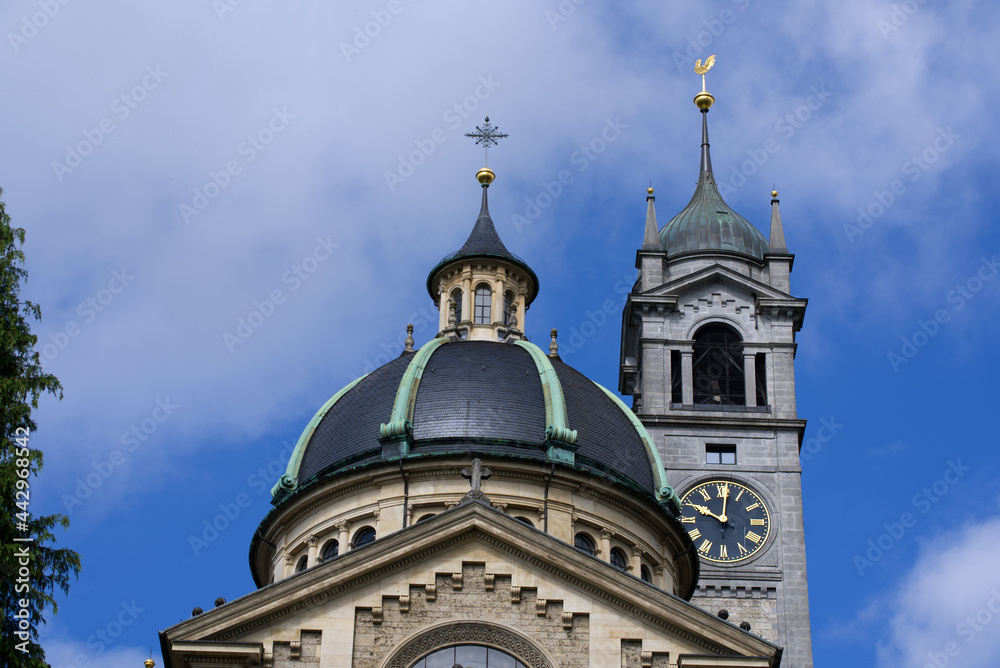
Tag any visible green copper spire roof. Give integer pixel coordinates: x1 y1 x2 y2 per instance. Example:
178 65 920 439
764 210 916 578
659 109 768 261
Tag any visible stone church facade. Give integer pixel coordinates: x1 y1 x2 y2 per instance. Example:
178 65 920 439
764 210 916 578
157 83 812 668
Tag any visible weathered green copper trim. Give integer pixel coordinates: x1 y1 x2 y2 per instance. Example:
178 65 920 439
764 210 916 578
513 340 577 446
380 337 451 443
596 383 680 512
272 373 369 498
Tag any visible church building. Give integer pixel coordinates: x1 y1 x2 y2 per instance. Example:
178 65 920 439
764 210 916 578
156 67 813 668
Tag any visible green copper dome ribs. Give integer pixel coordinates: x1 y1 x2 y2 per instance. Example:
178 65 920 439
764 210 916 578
379 337 452 457
514 340 578 464
272 373 369 499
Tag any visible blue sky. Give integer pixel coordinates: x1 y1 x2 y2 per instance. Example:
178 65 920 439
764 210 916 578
2 1 999 666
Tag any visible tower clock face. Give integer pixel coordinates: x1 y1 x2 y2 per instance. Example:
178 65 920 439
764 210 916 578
679 480 771 564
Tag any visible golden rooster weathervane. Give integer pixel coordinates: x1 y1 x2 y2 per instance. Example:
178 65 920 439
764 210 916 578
694 55 716 92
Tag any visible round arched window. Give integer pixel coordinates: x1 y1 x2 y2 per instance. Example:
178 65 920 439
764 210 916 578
514 516 534 528
574 533 596 556
410 644 528 668
353 526 376 549
450 288 463 323
640 564 652 583
416 514 436 523
321 540 339 561
609 547 628 571
504 291 516 325
692 324 746 405
474 285 492 324
295 555 308 573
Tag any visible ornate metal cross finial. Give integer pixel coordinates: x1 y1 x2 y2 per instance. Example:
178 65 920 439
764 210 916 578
461 458 492 494
465 116 508 167
694 55 716 92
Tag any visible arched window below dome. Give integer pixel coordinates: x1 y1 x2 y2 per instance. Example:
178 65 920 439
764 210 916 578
514 516 534 528
692 323 746 406
321 539 339 561
450 288 463 323
640 564 652 583
609 547 628 571
352 526 376 549
574 532 596 556
410 644 528 668
416 514 436 523
474 284 492 324
503 290 515 325
295 555 308 573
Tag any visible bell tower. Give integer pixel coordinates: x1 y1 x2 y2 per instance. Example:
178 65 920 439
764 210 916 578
619 59 813 667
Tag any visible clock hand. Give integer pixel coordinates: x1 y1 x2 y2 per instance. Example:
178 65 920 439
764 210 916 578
720 483 729 523
685 503 726 523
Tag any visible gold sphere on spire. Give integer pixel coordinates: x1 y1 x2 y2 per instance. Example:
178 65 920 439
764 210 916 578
647 187 655 195
476 167 496 185
144 660 156 668
771 190 779 199
694 91 715 110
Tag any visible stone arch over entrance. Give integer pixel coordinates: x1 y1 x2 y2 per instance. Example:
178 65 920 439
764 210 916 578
381 620 557 668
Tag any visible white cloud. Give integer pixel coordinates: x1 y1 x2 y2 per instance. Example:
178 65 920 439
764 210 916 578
876 516 1000 668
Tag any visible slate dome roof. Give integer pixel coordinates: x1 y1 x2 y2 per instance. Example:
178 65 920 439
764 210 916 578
274 339 673 505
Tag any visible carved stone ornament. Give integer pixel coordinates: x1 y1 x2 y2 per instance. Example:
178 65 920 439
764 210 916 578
382 622 554 668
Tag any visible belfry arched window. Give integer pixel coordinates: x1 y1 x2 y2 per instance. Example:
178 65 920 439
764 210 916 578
474 284 492 324
410 644 528 668
450 288 463 323
692 324 746 405
503 290 515 325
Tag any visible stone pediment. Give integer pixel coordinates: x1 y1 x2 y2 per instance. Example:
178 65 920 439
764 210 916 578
642 264 793 303
160 499 780 667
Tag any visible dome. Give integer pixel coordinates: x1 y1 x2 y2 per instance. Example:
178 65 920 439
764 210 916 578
658 174 769 260
658 108 769 261
274 339 675 507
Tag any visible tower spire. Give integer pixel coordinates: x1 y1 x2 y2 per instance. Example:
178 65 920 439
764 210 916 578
642 187 660 249
768 189 788 253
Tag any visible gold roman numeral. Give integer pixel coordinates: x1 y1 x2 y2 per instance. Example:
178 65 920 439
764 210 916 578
688 529 702 540
745 502 760 511
715 483 729 498
738 543 748 555
718 544 728 559
746 531 762 544
751 518 765 526
698 488 711 501
681 516 696 524
734 489 745 501
698 539 712 554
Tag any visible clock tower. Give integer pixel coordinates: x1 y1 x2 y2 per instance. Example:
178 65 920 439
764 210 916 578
619 69 813 667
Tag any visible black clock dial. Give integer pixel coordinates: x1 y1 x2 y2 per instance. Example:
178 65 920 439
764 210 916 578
678 480 771 563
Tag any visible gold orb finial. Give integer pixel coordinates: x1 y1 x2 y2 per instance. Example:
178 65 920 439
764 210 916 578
476 167 495 185
144 660 156 668
647 187 654 195
771 189 779 199
694 91 715 110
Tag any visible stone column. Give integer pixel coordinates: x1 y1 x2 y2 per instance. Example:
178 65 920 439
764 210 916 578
493 274 504 324
306 535 319 568
630 544 642 574
599 528 614 560
681 350 694 405
744 353 757 407
438 285 448 332
654 565 666 590
282 554 294 578
337 521 350 554
462 273 473 324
